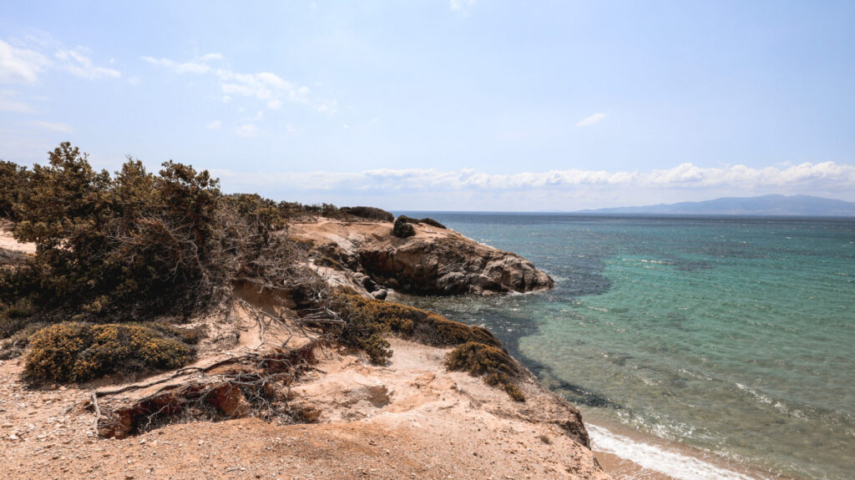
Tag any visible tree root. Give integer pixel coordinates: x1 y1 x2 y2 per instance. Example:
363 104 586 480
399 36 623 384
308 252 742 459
91 338 328 439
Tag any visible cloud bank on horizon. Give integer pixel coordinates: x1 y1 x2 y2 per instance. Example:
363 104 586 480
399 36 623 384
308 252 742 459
1 2 854 211
212 161 855 211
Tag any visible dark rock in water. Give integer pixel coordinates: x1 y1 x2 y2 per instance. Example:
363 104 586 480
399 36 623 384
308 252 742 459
371 289 388 300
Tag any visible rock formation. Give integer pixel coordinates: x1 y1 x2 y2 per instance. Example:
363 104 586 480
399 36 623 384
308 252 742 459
289 218 554 296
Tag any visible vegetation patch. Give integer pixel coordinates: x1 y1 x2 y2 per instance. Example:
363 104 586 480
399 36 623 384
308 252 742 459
446 342 525 402
340 206 395 222
330 292 523 400
392 217 416 238
331 293 502 356
418 217 446 229
395 215 446 229
24 323 194 384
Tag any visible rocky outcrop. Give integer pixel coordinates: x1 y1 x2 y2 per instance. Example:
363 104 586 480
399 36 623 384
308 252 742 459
288 219 554 296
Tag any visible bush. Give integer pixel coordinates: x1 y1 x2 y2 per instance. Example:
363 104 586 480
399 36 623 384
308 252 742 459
446 342 519 377
392 217 416 238
446 342 525 402
395 215 419 224
340 206 394 222
505 383 525 402
331 292 502 349
393 215 446 230
418 217 446 229
24 323 194 383
9 143 223 318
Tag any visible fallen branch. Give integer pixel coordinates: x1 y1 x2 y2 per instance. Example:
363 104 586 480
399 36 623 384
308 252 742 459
91 392 102 431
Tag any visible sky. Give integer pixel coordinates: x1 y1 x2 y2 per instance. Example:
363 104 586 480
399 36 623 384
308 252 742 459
1 0 854 211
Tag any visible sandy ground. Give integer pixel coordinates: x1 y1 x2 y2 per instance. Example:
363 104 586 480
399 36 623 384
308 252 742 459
0 336 609 480
0 220 34 267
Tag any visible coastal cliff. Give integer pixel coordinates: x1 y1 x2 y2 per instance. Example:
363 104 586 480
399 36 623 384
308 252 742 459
289 218 555 296
0 217 607 480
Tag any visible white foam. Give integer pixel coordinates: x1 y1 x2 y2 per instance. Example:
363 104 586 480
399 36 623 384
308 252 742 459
588 424 757 480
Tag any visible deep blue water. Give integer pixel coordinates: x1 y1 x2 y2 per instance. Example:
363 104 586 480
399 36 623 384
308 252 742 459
396 213 855 480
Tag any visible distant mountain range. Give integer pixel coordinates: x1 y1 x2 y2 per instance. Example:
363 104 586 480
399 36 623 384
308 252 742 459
577 195 855 217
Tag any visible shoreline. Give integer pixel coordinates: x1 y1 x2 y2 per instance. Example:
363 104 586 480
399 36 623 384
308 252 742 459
582 410 801 480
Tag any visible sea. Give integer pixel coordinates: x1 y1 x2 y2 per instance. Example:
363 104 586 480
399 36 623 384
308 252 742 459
394 213 855 480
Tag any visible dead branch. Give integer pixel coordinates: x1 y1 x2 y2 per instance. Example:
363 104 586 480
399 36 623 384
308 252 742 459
91 391 102 431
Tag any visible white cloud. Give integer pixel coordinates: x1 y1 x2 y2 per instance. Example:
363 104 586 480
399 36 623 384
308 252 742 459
32 120 75 133
200 53 223 62
576 112 607 127
0 89 35 113
450 0 477 14
234 124 258 137
209 162 855 196
55 48 121 79
127 76 141 86
142 56 210 74
142 53 337 113
0 40 50 84
1 37 120 84
206 120 221 130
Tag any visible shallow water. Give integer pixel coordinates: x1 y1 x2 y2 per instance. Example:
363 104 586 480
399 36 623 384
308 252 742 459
396 213 855 480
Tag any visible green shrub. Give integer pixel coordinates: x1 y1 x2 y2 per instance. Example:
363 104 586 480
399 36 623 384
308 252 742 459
446 341 519 377
504 383 526 402
8 143 223 318
392 217 416 238
331 293 523 400
24 323 193 383
418 217 446 229
331 292 502 350
446 342 525 402
340 206 394 222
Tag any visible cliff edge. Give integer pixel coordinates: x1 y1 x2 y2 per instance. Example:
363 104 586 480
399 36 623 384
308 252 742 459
289 219 554 296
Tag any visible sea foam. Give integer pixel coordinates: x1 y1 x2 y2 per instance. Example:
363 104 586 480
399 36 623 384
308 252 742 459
588 424 757 480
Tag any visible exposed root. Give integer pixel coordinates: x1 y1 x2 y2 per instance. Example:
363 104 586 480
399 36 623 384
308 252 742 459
92 339 328 439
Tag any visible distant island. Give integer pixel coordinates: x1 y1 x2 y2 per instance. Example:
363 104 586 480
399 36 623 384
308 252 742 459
577 194 855 217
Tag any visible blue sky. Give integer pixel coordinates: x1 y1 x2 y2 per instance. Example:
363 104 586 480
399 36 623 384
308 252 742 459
2 1 854 211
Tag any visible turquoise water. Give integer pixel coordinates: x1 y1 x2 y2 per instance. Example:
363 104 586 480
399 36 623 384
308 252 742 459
396 214 855 480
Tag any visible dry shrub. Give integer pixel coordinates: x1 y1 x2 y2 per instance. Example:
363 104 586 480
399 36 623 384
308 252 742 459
25 323 193 383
